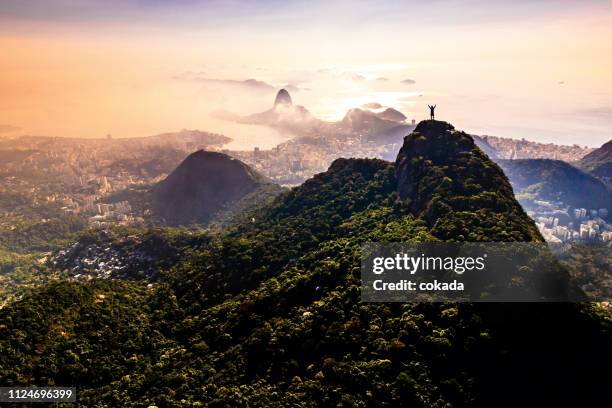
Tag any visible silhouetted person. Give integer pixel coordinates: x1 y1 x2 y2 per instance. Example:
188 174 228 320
428 104 436 120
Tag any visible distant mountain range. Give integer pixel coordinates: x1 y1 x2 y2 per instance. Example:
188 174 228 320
217 88 414 140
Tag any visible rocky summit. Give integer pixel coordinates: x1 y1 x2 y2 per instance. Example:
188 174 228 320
273 88 293 107
395 120 541 241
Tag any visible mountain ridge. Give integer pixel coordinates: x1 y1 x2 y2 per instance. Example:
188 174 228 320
222 89 411 139
499 158 611 210
578 139 612 183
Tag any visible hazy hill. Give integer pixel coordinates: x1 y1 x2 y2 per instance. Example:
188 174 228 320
498 159 612 210
152 150 280 226
0 121 609 407
374 107 407 122
230 89 327 139
340 108 403 135
366 124 416 153
578 139 612 182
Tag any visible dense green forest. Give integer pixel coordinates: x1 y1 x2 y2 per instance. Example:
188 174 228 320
0 192 90 304
0 121 610 407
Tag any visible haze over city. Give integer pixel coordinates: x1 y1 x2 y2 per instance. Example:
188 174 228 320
1 0 611 146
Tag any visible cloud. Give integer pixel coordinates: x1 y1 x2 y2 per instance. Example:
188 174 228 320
349 73 367 81
572 106 612 120
282 84 301 93
174 72 276 92
0 124 21 134
362 102 383 109
306 68 389 83
341 72 389 82
172 71 205 81
401 78 416 84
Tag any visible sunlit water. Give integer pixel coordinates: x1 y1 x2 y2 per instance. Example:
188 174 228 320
208 119 295 151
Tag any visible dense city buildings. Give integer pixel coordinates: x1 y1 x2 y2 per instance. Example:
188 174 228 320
482 135 592 162
0 130 228 227
530 201 610 243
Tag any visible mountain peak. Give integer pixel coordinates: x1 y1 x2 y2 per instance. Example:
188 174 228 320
394 120 541 241
152 150 269 225
274 88 293 107
376 107 407 122
188 149 230 160
413 119 455 135
396 120 474 168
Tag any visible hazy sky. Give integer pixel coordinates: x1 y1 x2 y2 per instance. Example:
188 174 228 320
1 0 611 146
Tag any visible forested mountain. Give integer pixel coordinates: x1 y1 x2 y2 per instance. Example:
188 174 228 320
498 159 611 210
0 121 610 407
152 150 282 226
395 121 540 241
